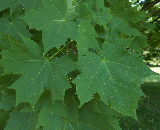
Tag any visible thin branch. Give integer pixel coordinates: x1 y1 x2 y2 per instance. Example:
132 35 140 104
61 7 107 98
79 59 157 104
148 8 160 14
140 0 160 11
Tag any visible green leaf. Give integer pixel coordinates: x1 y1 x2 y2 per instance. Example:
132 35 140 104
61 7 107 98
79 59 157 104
72 38 155 119
0 109 10 129
113 8 149 24
18 0 43 15
130 35 148 53
0 0 18 15
37 91 79 129
0 89 16 111
75 2 93 20
93 7 112 29
0 6 32 41
108 15 140 41
0 0 43 15
0 74 20 89
141 22 156 33
78 98 121 130
0 36 77 108
4 103 40 130
77 19 99 56
21 2 78 55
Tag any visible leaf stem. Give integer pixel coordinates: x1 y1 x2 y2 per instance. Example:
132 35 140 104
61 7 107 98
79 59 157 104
96 49 102 57
49 40 73 59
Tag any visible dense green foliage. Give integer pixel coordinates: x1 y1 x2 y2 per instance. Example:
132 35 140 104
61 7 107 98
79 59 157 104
137 0 160 64
0 0 159 129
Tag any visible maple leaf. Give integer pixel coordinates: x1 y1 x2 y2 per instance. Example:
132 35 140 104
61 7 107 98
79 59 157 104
130 35 149 53
78 98 122 130
72 38 155 119
0 89 16 111
0 0 43 15
75 2 93 20
0 35 77 108
21 1 78 55
113 8 150 23
0 7 32 43
93 5 112 29
76 19 100 56
4 103 40 130
36 90 79 130
108 16 140 41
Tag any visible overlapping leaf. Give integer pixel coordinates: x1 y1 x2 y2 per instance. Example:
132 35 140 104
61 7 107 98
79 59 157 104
0 35 77 108
76 19 100 56
72 38 155 119
36 91 79 130
0 0 43 15
107 15 140 41
78 98 122 130
21 1 78 55
0 89 16 111
4 103 40 130
0 6 32 42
